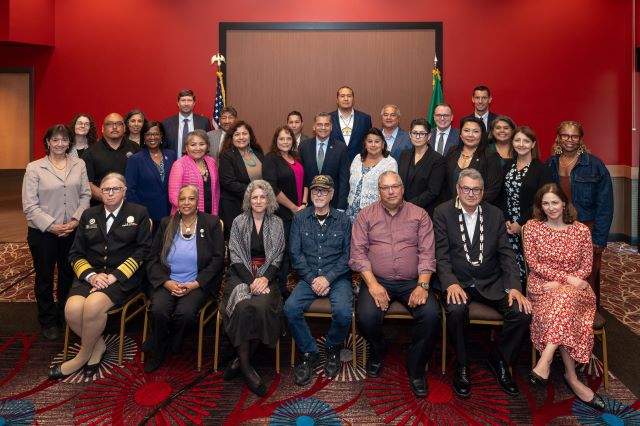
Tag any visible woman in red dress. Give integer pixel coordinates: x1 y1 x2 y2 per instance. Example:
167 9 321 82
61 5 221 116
523 183 603 410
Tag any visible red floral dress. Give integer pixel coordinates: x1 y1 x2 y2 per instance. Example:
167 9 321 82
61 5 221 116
523 220 595 363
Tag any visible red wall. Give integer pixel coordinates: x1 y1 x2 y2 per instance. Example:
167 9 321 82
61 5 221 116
0 0 634 165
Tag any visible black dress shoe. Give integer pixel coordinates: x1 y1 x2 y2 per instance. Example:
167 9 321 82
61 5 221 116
563 376 606 411
84 350 107 377
294 352 320 386
453 366 471 398
48 364 66 380
144 353 164 374
223 357 242 381
243 366 267 397
323 347 341 378
408 376 428 398
366 358 385 378
488 356 520 396
528 369 549 386
42 326 60 341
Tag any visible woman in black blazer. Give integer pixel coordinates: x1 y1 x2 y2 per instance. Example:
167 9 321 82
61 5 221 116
398 118 446 217
444 116 503 205
218 121 265 240
499 126 553 290
144 184 225 373
263 126 308 297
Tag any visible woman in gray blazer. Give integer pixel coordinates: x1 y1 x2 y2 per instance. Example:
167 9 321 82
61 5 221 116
22 124 91 340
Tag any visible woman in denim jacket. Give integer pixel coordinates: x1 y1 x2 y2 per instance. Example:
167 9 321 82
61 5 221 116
546 121 613 307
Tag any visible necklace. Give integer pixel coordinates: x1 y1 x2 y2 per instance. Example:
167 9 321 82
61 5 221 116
48 156 67 171
559 154 579 168
242 150 257 167
196 160 209 180
340 112 353 135
458 205 484 266
180 217 197 239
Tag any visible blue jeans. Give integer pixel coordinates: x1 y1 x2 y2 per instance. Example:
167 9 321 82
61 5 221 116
284 277 353 354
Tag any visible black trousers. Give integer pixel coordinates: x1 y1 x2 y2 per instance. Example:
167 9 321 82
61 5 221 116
357 278 441 377
149 286 208 353
445 286 531 367
27 227 75 328
277 219 292 299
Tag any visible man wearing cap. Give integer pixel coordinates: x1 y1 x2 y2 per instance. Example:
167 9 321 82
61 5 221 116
284 175 353 386
349 170 440 398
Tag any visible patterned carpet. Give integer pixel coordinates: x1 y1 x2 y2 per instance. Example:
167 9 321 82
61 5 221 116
1 242 640 424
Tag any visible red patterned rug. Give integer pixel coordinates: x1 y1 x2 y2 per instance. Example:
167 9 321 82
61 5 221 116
0 329 638 425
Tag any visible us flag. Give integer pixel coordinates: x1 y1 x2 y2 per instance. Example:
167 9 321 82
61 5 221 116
212 71 226 129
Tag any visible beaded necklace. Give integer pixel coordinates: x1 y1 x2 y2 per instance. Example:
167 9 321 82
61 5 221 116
458 205 484 266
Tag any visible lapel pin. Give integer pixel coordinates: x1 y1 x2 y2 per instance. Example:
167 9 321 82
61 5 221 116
200 229 205 238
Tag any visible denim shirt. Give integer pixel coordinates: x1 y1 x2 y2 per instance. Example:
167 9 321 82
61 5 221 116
289 206 352 284
546 152 613 247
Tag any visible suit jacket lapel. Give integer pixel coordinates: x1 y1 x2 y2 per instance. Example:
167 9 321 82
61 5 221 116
143 150 164 186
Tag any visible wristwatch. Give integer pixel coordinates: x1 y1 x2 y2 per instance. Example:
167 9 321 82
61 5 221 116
419 282 430 291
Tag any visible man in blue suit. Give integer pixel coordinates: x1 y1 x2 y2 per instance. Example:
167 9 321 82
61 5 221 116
380 104 412 163
430 103 460 157
460 86 499 132
330 86 372 161
161 89 212 158
299 113 350 210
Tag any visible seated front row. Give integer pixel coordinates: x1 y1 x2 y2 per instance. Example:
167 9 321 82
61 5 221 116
49 173 602 410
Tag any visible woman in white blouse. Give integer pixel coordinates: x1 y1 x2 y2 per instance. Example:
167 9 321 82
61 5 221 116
346 127 397 221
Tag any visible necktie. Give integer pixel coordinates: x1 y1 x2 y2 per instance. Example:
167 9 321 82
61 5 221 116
181 118 189 156
437 133 445 155
317 142 325 172
106 213 116 233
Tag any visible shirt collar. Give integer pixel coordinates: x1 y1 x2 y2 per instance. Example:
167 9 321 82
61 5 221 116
437 126 451 135
105 201 124 218
179 113 194 121
462 205 479 220
384 127 399 140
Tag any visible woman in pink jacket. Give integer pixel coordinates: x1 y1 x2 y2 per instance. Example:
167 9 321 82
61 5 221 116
168 129 220 215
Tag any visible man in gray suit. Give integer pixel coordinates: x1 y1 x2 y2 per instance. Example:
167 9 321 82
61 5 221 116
206 106 237 159
430 103 460 157
380 104 412 163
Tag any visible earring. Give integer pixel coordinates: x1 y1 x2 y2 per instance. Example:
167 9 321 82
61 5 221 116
554 144 563 155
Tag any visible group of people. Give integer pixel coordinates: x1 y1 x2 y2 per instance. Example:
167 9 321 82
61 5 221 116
22 85 612 409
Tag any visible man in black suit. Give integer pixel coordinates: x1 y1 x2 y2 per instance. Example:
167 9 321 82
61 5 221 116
460 86 498 132
430 103 460 157
299 113 350 210
162 89 212 158
433 168 531 399
330 86 372 161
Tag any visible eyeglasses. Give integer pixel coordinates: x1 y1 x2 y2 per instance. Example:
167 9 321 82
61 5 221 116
434 114 451 119
75 122 91 128
459 186 483 195
379 183 403 192
382 113 398 118
100 186 123 194
558 133 581 142
145 132 162 138
315 123 331 128
49 138 70 144
410 131 428 139
105 121 125 128
311 188 330 196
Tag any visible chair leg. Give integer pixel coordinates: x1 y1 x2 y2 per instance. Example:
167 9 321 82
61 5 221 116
276 338 280 374
141 306 149 363
290 338 296 367
351 313 357 367
197 306 206 371
441 305 447 375
118 306 128 366
63 323 70 361
601 329 609 390
213 311 221 371
531 345 537 369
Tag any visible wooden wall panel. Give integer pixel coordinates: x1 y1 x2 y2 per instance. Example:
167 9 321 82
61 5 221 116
226 29 435 151
0 72 30 168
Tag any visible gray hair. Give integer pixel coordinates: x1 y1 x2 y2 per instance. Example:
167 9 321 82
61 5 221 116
179 184 199 200
242 179 279 214
457 168 484 187
380 104 401 116
314 112 332 122
378 170 403 186
100 172 126 187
